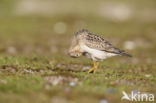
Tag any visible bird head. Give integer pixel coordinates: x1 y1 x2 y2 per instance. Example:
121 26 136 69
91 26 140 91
68 50 82 58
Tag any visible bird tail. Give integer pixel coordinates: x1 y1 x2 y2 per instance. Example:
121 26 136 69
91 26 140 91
120 53 132 57
106 48 132 57
118 49 132 57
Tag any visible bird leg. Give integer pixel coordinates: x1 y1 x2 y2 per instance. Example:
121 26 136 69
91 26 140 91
88 60 96 73
93 62 99 73
88 60 99 73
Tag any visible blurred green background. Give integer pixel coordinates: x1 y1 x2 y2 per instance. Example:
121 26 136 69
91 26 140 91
0 0 156 103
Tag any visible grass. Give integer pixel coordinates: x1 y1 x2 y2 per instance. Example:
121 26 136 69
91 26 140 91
0 56 155 103
0 0 156 103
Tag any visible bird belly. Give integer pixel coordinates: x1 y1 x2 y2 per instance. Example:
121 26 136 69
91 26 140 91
80 45 118 61
91 50 108 61
83 50 108 61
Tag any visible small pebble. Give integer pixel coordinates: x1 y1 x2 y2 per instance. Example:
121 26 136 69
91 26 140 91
99 99 108 103
40 70 44 73
57 63 61 67
82 66 91 70
24 69 34 73
107 88 115 93
132 89 139 94
145 74 151 77
69 82 75 86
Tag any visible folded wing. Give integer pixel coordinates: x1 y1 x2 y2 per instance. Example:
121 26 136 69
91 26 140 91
85 32 132 57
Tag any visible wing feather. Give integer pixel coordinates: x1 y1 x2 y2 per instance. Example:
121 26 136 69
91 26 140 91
85 32 125 54
69 29 132 57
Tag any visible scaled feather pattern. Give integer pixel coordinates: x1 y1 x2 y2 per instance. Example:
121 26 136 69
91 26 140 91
69 29 132 62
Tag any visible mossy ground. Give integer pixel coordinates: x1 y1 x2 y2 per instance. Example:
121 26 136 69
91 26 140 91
0 0 156 103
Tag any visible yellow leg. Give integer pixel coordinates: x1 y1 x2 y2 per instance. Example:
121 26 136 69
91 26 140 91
93 62 99 73
88 60 96 73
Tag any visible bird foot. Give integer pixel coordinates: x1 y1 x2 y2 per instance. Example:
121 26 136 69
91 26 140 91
88 67 97 73
88 60 99 73
88 67 94 73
